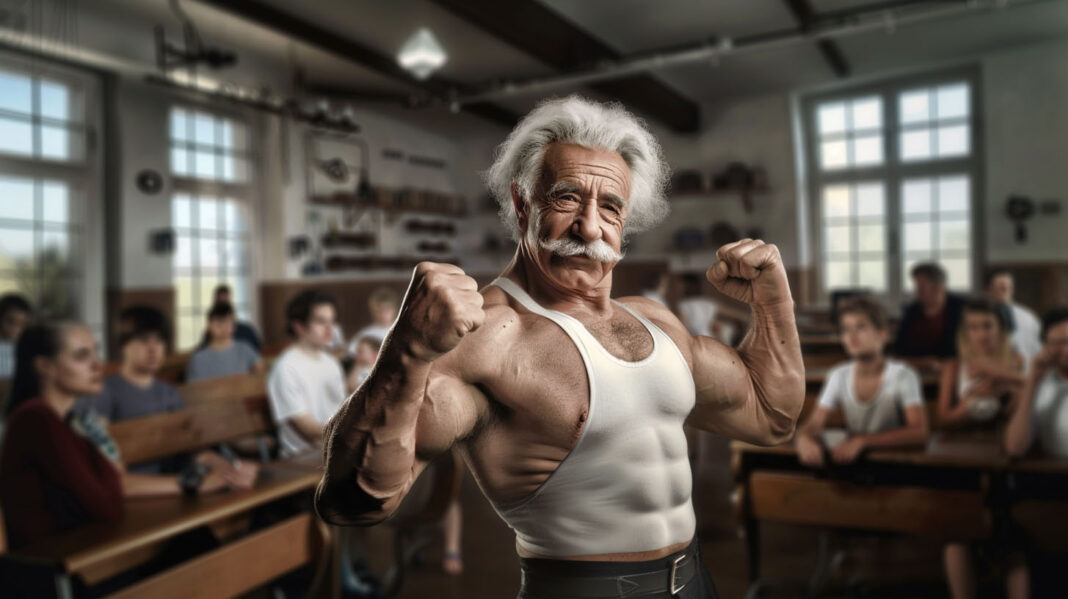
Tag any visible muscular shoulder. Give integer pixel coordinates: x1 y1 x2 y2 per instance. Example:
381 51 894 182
434 284 522 382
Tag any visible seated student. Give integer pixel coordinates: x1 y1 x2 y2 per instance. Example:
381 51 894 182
987 269 1043 367
267 290 347 458
0 293 32 378
936 298 1025 430
0 321 124 548
346 286 399 355
212 284 262 351
894 262 966 370
796 295 929 466
345 335 380 393
1004 306 1068 459
185 302 263 382
78 306 257 479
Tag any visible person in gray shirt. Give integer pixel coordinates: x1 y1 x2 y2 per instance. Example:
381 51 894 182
186 302 263 382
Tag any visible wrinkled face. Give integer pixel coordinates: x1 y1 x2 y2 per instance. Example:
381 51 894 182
1045 321 1068 376
39 325 103 397
354 340 378 367
370 300 397 327
518 143 630 291
913 275 946 310
208 315 235 343
122 333 166 374
1 308 29 340
964 311 1000 355
988 274 1013 305
839 312 888 358
293 303 336 350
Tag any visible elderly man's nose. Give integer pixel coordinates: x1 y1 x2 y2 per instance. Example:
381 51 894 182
572 202 602 241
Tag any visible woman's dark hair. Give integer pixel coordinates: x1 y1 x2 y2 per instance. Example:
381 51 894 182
963 297 1010 331
198 302 236 349
0 293 32 321
286 290 338 338
5 321 75 416
1041 306 1068 341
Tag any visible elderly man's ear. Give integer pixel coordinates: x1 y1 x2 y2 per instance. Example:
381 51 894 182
511 183 529 233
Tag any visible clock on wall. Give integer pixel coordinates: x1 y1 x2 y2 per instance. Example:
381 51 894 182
136 169 164 195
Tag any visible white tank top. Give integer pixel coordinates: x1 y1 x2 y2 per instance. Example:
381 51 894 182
489 278 697 557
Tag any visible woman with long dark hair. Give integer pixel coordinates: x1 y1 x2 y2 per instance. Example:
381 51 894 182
0 321 123 548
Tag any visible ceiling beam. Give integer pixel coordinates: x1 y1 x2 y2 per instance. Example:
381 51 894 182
199 0 518 128
781 0 851 77
428 0 700 133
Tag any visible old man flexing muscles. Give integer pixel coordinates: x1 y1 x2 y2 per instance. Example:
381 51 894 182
316 96 804 598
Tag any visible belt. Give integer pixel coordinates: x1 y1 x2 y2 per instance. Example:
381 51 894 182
520 543 700 598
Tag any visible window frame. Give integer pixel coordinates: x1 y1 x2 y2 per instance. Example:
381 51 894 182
802 65 985 305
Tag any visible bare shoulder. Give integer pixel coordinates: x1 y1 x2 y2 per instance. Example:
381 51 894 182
434 284 521 381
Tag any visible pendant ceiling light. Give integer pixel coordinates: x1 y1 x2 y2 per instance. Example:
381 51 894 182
397 27 448 80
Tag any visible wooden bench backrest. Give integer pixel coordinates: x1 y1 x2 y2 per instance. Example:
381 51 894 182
110 374 272 466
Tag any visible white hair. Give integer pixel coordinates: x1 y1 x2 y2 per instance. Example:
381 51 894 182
483 95 671 241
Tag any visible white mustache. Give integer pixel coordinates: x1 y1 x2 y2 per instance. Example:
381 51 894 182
540 237 623 263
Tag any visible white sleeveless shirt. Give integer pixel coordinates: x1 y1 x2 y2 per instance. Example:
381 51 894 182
489 278 697 557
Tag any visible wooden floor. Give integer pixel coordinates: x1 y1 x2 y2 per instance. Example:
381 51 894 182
387 435 949 599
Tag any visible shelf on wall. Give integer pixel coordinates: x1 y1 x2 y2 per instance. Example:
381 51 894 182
668 186 770 212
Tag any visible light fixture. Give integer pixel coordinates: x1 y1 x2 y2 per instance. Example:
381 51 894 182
397 27 447 80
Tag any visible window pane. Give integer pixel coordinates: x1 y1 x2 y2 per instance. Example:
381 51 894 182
221 154 234 181
853 135 883 166
39 80 70 121
40 125 70 160
938 176 970 213
171 147 189 175
193 113 215 145
851 97 881 130
173 196 192 229
171 108 189 141
901 129 932 161
937 84 968 120
820 140 847 170
197 198 218 230
905 222 933 251
0 71 31 114
857 224 885 252
857 260 885 291
194 151 216 179
225 240 248 270
900 89 930 124
826 225 853 253
0 117 33 156
822 185 850 218
174 236 194 268
220 120 235 149
0 228 35 263
943 258 971 289
825 261 852 289
42 182 68 223
0 176 35 220
175 276 195 309
818 103 846 135
939 219 970 251
198 275 218 308
233 278 250 305
903 179 933 214
223 201 246 233
855 184 884 217
937 125 969 157
40 231 69 266
177 314 198 352
199 238 220 269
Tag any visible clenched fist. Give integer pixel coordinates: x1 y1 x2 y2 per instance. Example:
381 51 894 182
393 262 485 363
706 239 792 308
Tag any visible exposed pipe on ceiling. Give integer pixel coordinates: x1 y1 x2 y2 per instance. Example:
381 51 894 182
441 0 1062 108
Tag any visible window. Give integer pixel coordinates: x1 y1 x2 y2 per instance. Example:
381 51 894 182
169 107 254 350
170 108 250 182
172 194 251 349
0 68 86 162
0 58 96 323
805 70 979 300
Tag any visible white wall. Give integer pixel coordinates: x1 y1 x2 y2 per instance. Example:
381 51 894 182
983 38 1068 263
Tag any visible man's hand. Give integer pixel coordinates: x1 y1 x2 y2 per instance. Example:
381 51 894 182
706 239 792 308
797 435 826 467
831 436 866 464
393 262 485 363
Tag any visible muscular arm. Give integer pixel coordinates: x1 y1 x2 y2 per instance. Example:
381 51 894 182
315 263 486 526
687 303 805 444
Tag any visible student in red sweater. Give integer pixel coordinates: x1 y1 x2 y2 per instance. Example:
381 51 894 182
0 321 123 548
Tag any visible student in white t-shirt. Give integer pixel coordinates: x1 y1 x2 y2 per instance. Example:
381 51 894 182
1005 307 1068 460
796 295 929 467
267 290 348 458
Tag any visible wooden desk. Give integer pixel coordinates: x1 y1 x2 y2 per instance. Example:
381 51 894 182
5 459 326 597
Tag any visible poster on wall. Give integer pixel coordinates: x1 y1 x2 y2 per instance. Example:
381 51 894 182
306 134 365 200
